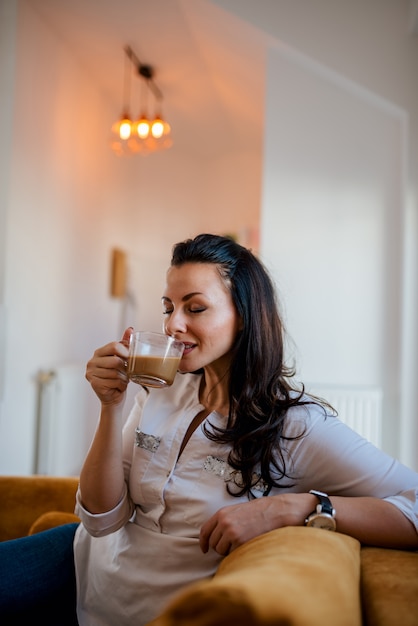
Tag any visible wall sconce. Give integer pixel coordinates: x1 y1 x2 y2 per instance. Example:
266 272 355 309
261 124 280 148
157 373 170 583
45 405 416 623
111 46 172 157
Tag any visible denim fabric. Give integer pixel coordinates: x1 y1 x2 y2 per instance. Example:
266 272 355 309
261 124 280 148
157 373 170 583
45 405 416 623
0 523 79 625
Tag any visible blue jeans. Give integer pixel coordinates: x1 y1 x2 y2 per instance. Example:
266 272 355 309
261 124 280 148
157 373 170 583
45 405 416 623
0 523 79 625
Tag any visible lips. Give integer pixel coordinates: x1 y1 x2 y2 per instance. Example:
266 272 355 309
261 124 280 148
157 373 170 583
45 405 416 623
181 342 196 355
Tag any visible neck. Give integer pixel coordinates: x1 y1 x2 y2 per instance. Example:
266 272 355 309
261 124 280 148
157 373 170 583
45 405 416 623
199 369 230 416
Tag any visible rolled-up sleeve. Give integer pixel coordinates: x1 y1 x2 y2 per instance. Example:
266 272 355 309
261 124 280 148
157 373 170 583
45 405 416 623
383 488 418 533
75 483 135 537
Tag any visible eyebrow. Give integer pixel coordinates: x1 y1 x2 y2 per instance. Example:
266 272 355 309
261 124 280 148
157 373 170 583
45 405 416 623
162 292 204 303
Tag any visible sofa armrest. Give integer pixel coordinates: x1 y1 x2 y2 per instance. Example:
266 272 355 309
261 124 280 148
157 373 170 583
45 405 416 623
148 526 361 626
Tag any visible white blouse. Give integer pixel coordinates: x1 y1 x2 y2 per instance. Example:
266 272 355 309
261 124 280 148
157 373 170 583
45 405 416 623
74 372 418 626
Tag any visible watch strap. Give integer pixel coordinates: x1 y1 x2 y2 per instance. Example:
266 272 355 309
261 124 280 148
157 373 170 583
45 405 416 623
309 490 335 517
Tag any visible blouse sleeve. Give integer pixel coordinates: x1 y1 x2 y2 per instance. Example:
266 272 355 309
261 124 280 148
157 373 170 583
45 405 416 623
75 483 134 537
284 403 418 533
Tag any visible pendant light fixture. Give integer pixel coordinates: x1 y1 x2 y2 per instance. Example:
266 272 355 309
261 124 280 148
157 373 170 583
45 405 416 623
111 46 172 157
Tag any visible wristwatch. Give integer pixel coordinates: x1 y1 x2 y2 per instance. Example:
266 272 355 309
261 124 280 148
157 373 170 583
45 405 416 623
305 490 336 531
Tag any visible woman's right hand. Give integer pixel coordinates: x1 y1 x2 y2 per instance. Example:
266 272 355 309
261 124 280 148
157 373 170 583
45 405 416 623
85 327 133 406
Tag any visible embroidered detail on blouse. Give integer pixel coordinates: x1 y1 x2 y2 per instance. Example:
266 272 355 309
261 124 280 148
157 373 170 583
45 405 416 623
135 429 161 452
203 455 268 493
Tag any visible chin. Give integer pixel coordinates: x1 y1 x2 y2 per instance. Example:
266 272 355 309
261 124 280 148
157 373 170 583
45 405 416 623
178 366 203 375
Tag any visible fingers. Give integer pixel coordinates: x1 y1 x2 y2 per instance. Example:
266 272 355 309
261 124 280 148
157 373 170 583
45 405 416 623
199 516 216 554
200 521 232 556
86 345 127 382
87 355 126 384
121 326 134 347
85 329 134 404
86 356 128 402
199 510 237 556
87 328 133 374
200 500 272 556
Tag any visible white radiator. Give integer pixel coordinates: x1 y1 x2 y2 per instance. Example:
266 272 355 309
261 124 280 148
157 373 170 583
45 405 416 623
307 385 382 447
34 363 94 476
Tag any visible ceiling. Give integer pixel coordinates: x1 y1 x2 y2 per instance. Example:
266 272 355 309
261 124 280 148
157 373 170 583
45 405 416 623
28 0 272 159
25 0 417 159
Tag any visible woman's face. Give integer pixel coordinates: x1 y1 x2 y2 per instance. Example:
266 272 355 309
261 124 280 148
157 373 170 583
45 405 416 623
162 262 241 374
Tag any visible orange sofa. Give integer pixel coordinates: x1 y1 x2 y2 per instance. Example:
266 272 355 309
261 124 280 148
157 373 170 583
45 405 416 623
1 475 417 626
0 475 80 541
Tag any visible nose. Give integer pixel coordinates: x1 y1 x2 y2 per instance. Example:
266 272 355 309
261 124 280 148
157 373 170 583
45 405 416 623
164 310 187 338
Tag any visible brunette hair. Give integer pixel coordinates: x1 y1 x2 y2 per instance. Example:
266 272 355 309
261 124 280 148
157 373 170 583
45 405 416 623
171 233 322 497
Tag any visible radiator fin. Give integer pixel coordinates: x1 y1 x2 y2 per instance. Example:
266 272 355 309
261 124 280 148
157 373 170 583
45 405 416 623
34 364 93 475
307 386 382 447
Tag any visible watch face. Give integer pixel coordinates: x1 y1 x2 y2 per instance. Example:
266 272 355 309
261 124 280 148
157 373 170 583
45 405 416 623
306 514 336 531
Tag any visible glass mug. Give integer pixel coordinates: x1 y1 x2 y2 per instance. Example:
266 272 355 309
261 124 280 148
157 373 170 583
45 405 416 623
127 331 184 388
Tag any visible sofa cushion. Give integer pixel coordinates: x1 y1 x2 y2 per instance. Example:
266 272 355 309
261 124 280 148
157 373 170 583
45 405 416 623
148 526 362 626
28 511 80 535
361 546 418 626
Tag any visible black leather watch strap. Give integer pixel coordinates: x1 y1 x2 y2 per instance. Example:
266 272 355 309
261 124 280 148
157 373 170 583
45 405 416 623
309 490 334 516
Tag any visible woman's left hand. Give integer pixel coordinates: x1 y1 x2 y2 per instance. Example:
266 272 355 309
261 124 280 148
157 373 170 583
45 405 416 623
199 493 315 555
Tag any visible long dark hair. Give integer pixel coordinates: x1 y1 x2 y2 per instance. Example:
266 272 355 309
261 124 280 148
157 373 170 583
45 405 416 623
171 233 325 497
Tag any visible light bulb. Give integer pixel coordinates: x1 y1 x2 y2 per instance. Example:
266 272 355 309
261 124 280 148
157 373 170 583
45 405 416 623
137 117 150 139
151 118 164 139
119 119 132 140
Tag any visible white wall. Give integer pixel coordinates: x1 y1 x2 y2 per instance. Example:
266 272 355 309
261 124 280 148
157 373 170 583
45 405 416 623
119 149 261 333
215 0 418 468
261 45 407 460
1 0 134 474
0 0 262 475
0 0 17 405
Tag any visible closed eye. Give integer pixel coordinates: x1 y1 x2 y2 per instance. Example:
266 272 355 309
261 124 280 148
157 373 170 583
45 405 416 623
162 307 206 315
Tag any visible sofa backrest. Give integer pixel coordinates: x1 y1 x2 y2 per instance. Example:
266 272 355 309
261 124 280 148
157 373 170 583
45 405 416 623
0 475 79 541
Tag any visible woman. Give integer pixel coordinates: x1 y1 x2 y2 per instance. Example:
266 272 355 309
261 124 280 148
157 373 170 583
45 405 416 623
1 233 417 625
74 233 418 625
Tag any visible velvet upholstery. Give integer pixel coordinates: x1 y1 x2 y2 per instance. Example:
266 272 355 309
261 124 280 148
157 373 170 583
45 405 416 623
361 546 418 626
28 511 81 536
148 526 362 626
0 475 79 541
